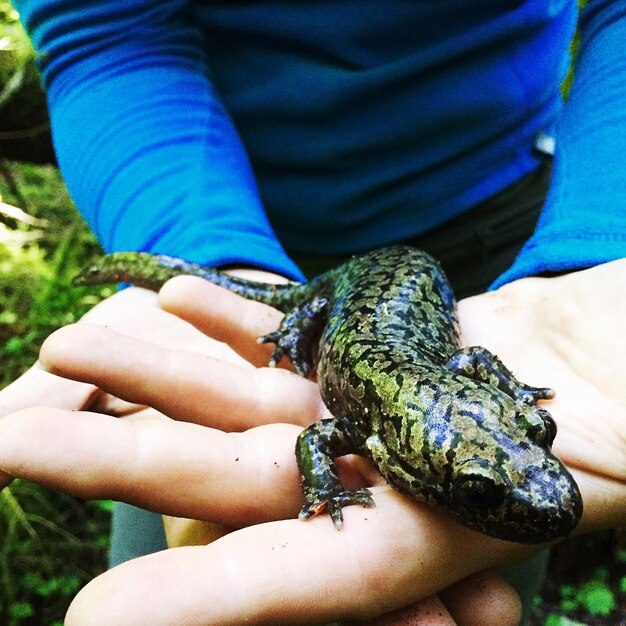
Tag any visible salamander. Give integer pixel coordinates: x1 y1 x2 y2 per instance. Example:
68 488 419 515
75 246 582 543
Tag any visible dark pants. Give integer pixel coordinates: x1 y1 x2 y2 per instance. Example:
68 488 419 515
110 162 552 623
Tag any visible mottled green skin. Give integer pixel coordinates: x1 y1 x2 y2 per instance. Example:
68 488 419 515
76 246 582 543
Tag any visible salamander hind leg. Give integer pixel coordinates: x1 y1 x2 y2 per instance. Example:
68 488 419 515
446 346 555 405
296 416 374 529
258 295 328 378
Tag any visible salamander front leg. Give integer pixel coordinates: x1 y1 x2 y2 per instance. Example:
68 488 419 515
296 416 374 529
446 346 555 405
258 296 328 378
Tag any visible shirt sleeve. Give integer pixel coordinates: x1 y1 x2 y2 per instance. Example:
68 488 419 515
14 0 304 279
492 0 626 289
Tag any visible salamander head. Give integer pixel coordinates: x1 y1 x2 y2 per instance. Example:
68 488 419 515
441 397 583 543
448 448 582 543
369 386 583 544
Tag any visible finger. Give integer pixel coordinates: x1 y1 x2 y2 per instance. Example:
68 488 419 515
84 285 249 364
0 287 162 487
0 364 101 488
438 570 522 626
39 323 324 430
347 596 456 625
159 275 285 368
0 405 376 526
65 505 528 626
352 571 522 626
0 364 99 419
0 406 309 524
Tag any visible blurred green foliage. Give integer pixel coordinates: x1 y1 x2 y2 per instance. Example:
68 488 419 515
0 1 32 85
1 483 110 625
1 162 114 387
0 1 53 162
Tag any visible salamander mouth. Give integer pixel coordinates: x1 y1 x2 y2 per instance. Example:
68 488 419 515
468 501 582 544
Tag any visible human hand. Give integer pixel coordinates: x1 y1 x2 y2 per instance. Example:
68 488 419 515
458 260 626 533
1 259 625 624
0 279 263 488
1 322 524 626
1 276 525 625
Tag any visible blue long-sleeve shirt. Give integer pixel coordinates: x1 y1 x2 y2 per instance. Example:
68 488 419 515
14 0 626 284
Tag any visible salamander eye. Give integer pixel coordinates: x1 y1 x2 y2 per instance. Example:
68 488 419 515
454 462 507 509
540 410 557 446
526 409 557 447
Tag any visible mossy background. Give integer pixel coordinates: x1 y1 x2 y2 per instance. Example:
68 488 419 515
1 1 624 624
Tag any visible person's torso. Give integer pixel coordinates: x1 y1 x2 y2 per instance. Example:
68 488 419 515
195 1 577 254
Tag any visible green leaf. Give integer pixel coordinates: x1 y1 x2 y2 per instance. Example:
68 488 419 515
9 601 34 619
579 580 616 616
21 571 44 591
559 584 577 599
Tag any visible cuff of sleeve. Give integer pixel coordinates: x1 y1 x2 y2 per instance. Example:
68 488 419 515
490 224 626 289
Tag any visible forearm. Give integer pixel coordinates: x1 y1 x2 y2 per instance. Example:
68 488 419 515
15 0 303 279
493 0 626 288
